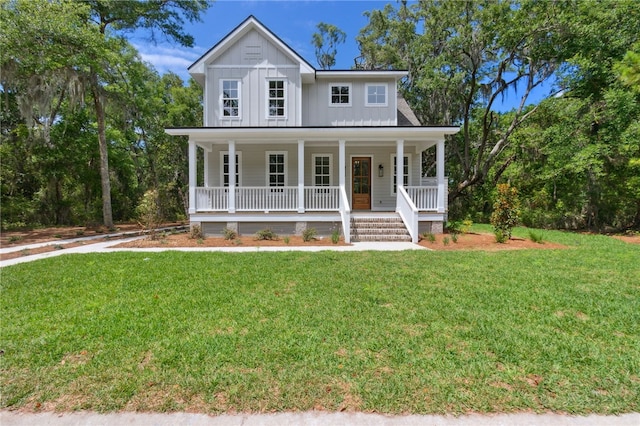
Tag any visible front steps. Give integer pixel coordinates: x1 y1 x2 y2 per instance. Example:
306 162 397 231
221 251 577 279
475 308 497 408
350 214 411 242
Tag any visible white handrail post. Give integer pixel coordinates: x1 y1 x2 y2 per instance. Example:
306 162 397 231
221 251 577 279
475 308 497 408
298 140 305 213
437 139 445 213
228 140 236 213
188 139 196 214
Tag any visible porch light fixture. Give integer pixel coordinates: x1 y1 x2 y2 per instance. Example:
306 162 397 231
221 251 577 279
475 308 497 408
378 164 384 177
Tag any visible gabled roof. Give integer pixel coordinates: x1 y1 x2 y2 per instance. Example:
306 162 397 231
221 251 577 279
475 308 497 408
188 15 316 85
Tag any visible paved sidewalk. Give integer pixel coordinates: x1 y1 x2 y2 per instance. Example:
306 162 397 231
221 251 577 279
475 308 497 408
1 411 638 426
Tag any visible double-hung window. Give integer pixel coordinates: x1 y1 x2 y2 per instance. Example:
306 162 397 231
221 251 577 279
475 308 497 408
221 80 240 118
313 154 332 187
366 83 387 106
220 151 242 187
391 154 410 194
267 79 286 118
267 152 287 187
329 84 351 106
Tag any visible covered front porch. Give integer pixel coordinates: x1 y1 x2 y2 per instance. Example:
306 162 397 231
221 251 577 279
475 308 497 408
166 126 458 243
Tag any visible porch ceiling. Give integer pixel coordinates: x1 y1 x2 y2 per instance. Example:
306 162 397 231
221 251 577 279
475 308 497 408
165 126 459 144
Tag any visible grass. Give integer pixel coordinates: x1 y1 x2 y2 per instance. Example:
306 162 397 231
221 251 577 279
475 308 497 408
1 227 639 414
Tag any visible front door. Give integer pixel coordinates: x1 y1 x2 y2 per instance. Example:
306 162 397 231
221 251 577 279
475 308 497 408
352 157 371 210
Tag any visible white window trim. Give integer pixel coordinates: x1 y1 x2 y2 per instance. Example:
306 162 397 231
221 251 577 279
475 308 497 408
312 154 333 186
219 79 241 119
266 151 288 186
365 83 388 107
328 83 352 107
390 153 411 195
265 78 287 120
220 151 242 187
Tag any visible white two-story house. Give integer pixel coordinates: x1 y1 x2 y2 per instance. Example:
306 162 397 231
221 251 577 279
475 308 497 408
166 16 459 243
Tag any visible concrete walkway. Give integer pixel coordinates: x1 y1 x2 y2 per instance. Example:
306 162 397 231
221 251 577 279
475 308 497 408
0 235 427 268
1 411 638 426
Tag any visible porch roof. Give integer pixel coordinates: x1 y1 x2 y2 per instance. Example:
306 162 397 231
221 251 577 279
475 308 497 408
165 126 460 144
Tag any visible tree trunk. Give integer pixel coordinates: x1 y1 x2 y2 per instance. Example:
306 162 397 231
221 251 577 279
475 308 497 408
91 76 114 229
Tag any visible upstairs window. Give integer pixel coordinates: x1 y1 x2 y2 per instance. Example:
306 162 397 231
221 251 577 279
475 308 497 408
366 84 387 106
267 79 286 118
221 80 240 118
330 84 351 106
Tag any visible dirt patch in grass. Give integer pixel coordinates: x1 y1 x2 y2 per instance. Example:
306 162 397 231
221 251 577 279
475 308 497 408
612 234 640 244
418 232 567 251
114 233 348 248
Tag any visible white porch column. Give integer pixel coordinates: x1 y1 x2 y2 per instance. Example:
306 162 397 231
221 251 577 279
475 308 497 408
338 140 346 188
298 140 305 213
436 139 445 213
203 149 209 187
396 139 405 192
188 139 196 214
228 140 236 213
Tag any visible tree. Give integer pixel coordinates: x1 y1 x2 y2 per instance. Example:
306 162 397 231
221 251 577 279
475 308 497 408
312 22 346 70
1 0 209 229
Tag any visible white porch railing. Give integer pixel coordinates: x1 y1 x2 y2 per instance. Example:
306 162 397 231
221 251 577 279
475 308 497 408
236 186 297 211
304 187 340 211
406 186 438 211
397 186 419 243
195 186 342 212
196 187 228 211
339 186 351 243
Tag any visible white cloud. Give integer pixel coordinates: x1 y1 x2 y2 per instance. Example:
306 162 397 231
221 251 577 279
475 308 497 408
133 43 206 80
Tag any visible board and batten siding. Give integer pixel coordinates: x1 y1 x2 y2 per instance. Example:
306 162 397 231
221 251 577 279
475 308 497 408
205 29 301 127
302 79 398 126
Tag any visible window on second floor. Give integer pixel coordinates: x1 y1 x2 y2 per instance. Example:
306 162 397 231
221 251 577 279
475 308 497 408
366 83 387 107
267 79 286 118
330 84 351 106
221 80 240 118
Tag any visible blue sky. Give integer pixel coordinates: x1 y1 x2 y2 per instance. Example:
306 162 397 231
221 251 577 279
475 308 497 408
130 0 551 112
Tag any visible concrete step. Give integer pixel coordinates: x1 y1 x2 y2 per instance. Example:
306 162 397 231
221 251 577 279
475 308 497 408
350 214 411 242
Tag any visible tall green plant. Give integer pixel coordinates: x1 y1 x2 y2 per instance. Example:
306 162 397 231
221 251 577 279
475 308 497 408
491 183 520 242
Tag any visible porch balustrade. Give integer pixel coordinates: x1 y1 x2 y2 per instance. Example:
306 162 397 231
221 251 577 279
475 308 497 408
194 185 444 213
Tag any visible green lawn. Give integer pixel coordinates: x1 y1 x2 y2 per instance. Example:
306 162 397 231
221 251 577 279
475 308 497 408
1 227 639 414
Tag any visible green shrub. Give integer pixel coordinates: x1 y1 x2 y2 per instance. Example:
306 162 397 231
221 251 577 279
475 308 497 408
451 233 459 243
302 227 317 242
422 232 436 243
136 189 163 240
528 230 545 244
255 228 278 241
490 183 520 241
223 227 237 240
461 219 473 234
494 230 508 243
8 236 22 243
190 224 204 240
283 236 290 244
443 236 450 246
331 228 340 244
447 220 462 234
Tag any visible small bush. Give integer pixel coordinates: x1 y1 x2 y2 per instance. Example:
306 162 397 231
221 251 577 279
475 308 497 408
75 230 85 236
8 236 22 243
490 183 520 241
255 228 278 241
190 224 204 240
136 189 163 240
447 221 462 234
461 219 473 234
223 227 237 240
451 233 459 243
302 227 317 242
528 230 544 244
331 228 340 244
422 232 436 243
196 238 204 245
443 236 450 246
53 244 64 250
283 236 290 244
494 230 508 243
